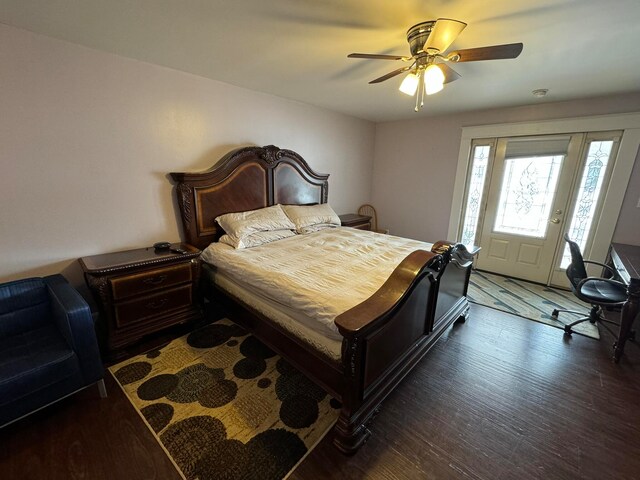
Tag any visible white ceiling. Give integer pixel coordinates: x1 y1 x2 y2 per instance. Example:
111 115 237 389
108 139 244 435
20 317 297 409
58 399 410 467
1 0 640 122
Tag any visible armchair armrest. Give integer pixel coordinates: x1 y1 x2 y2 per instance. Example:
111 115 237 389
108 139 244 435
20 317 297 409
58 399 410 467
583 260 616 277
44 275 104 383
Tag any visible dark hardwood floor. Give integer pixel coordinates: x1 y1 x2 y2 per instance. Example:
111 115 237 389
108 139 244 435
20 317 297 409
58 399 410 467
0 372 182 480
293 305 640 480
1 304 638 480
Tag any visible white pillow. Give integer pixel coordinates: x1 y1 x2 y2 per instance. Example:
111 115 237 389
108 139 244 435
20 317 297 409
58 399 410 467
215 205 295 243
219 229 296 249
281 204 341 233
298 223 339 234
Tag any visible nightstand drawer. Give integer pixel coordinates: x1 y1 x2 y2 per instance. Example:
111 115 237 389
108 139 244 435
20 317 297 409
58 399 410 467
352 222 371 230
110 263 192 300
114 284 193 327
339 213 372 231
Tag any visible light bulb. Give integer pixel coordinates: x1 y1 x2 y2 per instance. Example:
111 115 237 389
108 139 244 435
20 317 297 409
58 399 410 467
424 64 444 95
399 73 419 96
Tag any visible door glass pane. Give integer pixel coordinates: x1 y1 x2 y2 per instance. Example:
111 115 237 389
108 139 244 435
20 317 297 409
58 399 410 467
460 145 490 245
493 155 564 238
560 140 615 268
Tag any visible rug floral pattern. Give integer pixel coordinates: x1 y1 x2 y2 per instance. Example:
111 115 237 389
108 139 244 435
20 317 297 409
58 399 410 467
110 318 340 480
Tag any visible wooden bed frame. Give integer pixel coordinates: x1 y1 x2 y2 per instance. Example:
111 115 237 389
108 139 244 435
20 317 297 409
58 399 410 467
170 145 476 454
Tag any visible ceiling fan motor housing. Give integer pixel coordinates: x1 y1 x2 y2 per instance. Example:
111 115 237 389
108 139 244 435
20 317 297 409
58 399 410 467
346 18 523 112
407 21 436 56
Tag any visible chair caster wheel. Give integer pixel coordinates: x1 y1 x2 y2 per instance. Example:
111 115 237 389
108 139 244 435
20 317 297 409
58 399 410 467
552 309 559 318
564 325 573 335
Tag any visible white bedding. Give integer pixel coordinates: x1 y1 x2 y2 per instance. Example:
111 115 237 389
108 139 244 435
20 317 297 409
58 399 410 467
214 271 344 363
201 227 434 340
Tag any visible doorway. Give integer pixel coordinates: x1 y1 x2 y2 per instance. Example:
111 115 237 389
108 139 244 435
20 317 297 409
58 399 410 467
458 131 621 286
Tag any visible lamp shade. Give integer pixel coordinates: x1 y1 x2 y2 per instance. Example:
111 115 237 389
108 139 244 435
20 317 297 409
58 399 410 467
424 64 445 95
399 72 420 96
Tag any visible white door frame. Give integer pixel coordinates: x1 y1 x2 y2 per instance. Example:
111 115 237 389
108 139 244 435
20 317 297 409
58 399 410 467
448 112 640 268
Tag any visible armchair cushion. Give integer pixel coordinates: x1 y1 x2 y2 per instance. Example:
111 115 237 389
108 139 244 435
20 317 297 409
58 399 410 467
0 325 79 407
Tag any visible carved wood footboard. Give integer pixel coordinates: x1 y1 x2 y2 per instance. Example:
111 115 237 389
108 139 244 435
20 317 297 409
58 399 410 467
332 242 475 453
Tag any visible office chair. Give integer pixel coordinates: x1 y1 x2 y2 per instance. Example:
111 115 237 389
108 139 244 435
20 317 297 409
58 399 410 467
551 233 628 337
357 204 389 234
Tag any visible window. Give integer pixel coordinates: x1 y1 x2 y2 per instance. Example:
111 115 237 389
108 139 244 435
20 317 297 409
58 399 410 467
493 155 564 238
460 144 491 246
560 139 617 268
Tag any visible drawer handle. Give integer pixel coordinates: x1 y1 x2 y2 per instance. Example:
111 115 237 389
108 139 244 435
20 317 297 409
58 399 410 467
146 299 168 310
143 275 168 286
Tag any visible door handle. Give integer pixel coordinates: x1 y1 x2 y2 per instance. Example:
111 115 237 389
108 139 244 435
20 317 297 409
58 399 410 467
550 218 560 224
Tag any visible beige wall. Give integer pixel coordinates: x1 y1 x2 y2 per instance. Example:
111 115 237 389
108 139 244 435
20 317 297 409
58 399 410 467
372 93 640 244
613 147 640 245
0 25 375 285
3 23 638 291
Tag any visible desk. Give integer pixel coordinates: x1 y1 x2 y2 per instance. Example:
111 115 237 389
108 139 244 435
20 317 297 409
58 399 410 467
610 243 640 362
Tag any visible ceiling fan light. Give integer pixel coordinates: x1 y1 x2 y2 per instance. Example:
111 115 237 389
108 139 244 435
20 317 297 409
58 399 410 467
424 64 445 95
399 72 419 96
423 18 467 53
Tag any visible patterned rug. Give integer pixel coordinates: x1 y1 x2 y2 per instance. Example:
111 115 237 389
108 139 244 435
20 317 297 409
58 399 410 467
110 318 340 480
468 270 600 339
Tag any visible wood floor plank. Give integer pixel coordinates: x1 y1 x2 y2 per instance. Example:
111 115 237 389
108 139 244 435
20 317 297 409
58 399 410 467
1 303 638 479
291 304 640 480
0 373 182 480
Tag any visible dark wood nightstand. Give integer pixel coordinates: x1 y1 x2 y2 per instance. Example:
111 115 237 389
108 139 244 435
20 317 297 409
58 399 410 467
339 213 372 231
79 243 202 359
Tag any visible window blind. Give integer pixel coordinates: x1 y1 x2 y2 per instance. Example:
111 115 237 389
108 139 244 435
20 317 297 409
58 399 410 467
505 136 571 158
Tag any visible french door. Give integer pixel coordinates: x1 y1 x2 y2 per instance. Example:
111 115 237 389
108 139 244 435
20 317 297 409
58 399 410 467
459 131 621 286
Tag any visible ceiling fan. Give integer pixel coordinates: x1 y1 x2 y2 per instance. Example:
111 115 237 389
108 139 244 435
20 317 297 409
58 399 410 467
348 19 523 112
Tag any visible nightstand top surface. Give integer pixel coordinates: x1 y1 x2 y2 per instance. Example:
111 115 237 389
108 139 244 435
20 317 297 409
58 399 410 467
339 213 371 224
79 243 200 274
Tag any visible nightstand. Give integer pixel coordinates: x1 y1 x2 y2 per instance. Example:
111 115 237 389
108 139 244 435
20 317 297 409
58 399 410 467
79 243 202 359
339 213 372 231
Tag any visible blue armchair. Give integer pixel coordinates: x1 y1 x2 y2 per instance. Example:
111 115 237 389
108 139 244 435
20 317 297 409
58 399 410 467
0 274 106 427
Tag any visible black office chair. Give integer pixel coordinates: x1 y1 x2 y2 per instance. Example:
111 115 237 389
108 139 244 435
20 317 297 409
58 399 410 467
551 233 628 337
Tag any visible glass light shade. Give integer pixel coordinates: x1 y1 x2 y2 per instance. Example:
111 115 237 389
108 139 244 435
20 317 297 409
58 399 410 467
424 64 444 95
399 72 419 96
423 18 467 53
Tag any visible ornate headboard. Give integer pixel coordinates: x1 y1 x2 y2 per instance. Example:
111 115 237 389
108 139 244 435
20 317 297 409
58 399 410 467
170 145 330 249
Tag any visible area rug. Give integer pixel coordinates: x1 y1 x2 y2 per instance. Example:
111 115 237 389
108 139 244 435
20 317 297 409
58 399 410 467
468 270 600 339
109 318 340 480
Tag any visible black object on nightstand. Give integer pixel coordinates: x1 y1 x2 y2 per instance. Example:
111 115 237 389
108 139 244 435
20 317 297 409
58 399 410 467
79 243 202 360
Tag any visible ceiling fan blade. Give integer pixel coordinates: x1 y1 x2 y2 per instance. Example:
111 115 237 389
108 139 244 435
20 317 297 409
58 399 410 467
437 63 461 84
423 18 467 53
369 65 413 84
348 53 407 61
447 43 523 62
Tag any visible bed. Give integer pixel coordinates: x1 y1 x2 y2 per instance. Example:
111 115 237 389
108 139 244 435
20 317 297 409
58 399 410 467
170 145 477 454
